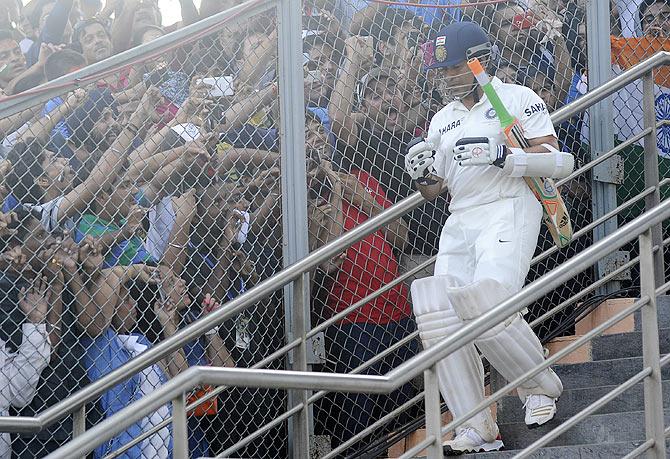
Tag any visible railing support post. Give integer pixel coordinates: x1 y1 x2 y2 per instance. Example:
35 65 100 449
277 0 311 456
642 72 665 287
172 392 188 459
289 273 311 459
424 366 444 459
586 0 620 294
72 405 86 459
639 229 666 458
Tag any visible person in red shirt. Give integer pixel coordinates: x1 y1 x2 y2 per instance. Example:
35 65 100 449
305 110 419 454
326 167 411 324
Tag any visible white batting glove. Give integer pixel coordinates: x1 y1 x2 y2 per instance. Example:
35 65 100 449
405 137 438 185
453 137 509 168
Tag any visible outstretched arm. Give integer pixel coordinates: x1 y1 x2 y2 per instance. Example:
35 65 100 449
329 36 373 148
56 87 162 223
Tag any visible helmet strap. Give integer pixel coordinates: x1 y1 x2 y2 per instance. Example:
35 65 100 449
471 78 480 104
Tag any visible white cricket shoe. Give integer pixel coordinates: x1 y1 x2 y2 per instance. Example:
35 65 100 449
524 394 557 428
442 427 504 455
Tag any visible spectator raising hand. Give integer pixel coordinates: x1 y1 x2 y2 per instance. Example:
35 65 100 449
0 211 17 239
78 235 104 276
0 246 28 273
18 276 51 324
135 84 165 126
121 204 148 239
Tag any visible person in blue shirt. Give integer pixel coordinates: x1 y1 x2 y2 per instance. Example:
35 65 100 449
78 264 189 459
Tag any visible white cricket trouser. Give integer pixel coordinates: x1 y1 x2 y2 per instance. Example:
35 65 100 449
434 195 542 291
412 195 563 441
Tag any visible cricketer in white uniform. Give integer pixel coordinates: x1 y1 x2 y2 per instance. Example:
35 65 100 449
405 22 573 454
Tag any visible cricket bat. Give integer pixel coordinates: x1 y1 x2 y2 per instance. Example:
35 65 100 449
467 58 573 248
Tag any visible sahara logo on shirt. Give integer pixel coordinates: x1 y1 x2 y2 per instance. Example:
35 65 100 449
524 102 547 117
438 119 461 134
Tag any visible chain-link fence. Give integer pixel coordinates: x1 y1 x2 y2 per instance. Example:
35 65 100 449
0 0 668 457
0 2 291 458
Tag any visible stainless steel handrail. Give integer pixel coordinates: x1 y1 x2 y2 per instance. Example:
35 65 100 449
2 47 669 438
45 198 670 459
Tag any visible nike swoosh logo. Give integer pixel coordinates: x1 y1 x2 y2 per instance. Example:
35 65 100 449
498 239 511 243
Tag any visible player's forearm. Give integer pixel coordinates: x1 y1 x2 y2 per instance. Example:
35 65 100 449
416 177 444 201
523 142 559 153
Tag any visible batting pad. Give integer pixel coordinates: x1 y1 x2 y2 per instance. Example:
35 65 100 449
476 314 563 400
443 278 513 322
444 278 563 400
411 277 499 441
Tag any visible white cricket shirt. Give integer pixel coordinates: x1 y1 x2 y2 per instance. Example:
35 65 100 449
427 77 556 212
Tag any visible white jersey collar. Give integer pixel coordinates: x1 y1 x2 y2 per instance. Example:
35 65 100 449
452 76 504 112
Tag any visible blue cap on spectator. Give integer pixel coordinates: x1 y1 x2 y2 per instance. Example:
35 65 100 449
426 22 491 69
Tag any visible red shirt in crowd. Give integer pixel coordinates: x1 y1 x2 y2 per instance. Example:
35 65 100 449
327 169 411 325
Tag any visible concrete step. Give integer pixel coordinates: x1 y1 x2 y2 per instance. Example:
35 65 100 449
590 328 670 360
455 440 657 458
492 355 670 393
554 356 670 389
496 380 670 424
496 410 670 449
634 295 670 331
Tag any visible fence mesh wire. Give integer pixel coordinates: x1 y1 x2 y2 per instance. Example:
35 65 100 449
0 0 668 457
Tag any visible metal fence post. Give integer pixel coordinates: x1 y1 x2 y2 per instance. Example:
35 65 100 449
277 0 312 457
638 229 666 458
172 392 188 459
423 366 444 459
642 72 666 287
586 0 621 293
72 406 86 459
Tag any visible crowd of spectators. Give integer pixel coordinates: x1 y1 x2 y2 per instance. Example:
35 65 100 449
0 0 667 457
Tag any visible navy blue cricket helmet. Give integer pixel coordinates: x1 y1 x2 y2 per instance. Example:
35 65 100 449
426 21 491 70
